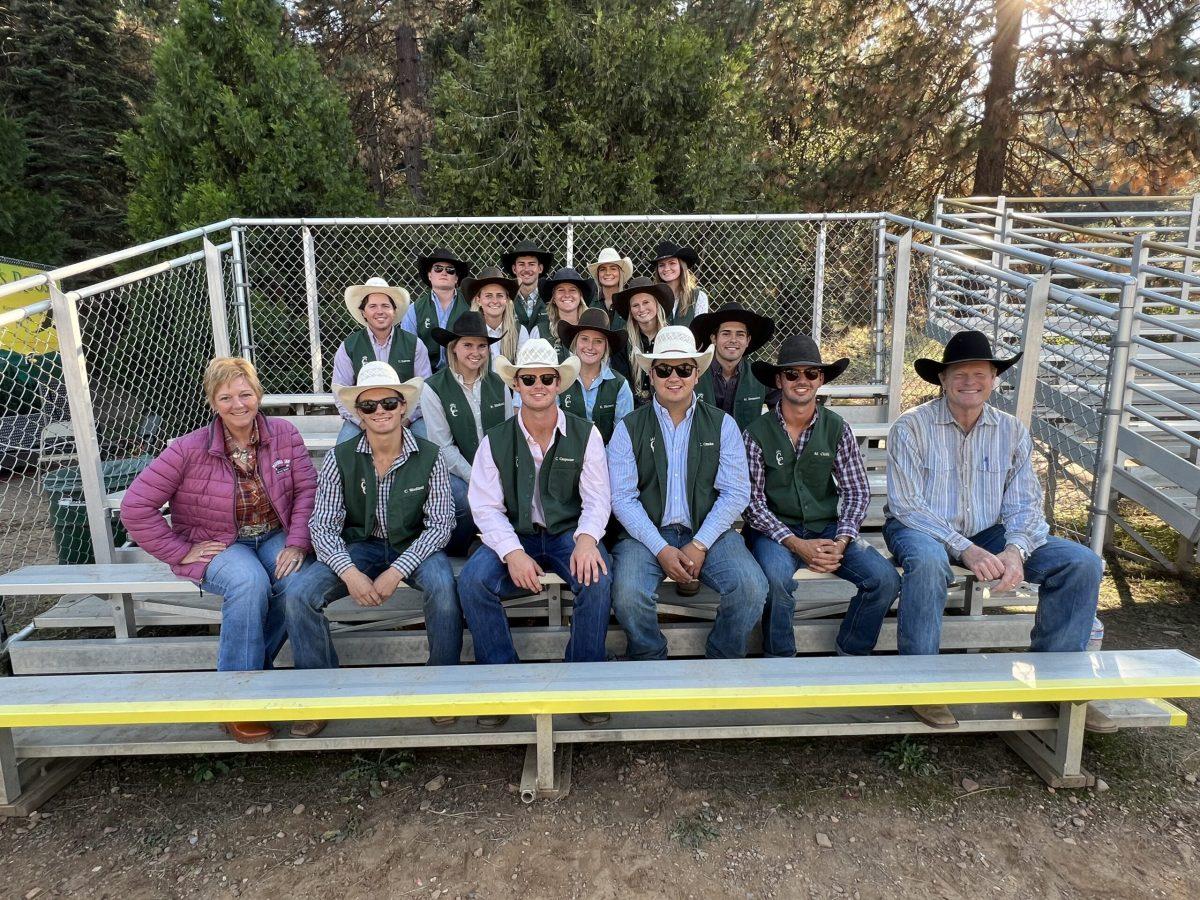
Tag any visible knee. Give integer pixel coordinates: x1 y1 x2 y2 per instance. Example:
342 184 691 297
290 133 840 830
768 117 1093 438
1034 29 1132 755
740 565 769 607
901 550 952 585
879 564 902 598
225 568 272 607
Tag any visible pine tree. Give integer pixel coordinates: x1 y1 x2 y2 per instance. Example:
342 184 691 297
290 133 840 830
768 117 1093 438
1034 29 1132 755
0 116 66 264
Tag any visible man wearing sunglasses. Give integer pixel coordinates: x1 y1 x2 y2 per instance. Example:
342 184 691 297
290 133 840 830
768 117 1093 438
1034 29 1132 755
607 326 767 661
742 335 899 660
457 338 614 726
401 247 473 372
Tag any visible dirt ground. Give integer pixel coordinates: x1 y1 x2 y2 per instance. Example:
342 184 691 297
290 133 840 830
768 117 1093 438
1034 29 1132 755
2 559 1199 900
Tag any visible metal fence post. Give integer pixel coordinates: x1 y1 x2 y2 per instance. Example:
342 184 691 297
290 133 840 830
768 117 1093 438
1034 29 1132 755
203 236 231 357
48 281 115 565
565 221 574 268
873 216 888 383
1179 193 1200 314
229 226 253 362
811 220 827 341
885 229 913 420
1012 272 1051 428
302 226 324 393
991 197 1009 345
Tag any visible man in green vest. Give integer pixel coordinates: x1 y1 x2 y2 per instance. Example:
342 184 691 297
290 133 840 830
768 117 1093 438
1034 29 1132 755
285 361 461 732
500 239 553 336
401 247 473 372
607 326 768 660
689 301 777 431
743 334 899 659
457 338 614 726
333 276 433 443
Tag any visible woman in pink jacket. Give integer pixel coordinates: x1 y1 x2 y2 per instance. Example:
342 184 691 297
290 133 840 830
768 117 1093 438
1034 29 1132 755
121 357 318 744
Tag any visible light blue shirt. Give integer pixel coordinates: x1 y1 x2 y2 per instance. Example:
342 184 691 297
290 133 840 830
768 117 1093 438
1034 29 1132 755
608 396 750 555
400 291 460 367
579 365 634 424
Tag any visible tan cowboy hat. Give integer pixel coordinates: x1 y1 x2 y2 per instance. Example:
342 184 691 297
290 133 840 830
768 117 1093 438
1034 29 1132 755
586 248 634 284
344 277 411 328
493 338 580 392
633 325 714 377
333 361 423 411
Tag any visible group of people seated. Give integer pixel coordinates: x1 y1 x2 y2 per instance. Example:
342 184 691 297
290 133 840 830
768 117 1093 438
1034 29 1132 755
119 240 1106 745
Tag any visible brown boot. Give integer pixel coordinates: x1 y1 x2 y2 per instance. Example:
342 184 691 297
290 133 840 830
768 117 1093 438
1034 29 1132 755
911 705 959 730
223 722 273 744
290 720 328 738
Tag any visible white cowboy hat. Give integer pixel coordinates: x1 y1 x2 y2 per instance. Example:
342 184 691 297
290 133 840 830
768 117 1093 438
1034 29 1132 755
493 338 580 392
344 277 412 328
586 248 634 285
333 361 423 412
633 325 715 377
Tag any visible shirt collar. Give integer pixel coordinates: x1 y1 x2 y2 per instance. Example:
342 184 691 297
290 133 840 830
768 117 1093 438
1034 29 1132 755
652 395 697 425
516 407 567 443
367 327 394 350
354 427 417 462
934 395 997 429
773 401 819 431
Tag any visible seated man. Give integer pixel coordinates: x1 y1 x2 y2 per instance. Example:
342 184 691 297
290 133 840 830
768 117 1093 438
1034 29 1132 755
457 338 614 727
286 362 461 734
689 301 776 430
743 335 900 657
332 277 432 443
401 247 472 372
608 326 768 660
884 330 1105 730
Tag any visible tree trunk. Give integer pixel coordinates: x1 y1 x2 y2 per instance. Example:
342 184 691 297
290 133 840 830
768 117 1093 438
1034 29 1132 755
971 0 1024 196
395 23 424 199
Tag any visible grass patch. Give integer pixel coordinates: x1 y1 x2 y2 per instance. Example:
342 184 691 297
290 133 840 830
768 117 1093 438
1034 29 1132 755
877 737 939 777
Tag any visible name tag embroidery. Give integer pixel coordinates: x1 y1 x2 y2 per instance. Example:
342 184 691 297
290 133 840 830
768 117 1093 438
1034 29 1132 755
700 441 715 448
404 485 425 494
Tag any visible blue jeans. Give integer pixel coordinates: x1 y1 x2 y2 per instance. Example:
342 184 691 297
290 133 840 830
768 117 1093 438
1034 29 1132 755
282 540 462 668
457 530 613 664
746 524 900 657
883 518 1103 655
611 526 768 660
200 529 314 672
446 475 477 556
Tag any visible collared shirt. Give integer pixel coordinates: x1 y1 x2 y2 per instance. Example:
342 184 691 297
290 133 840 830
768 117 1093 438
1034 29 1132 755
401 291 459 367
743 404 871 542
517 289 541 321
487 322 532 358
607 396 749 555
309 430 454 579
885 396 1049 557
332 329 432 424
223 421 281 534
468 408 611 560
711 365 740 415
420 369 514 482
577 365 635 423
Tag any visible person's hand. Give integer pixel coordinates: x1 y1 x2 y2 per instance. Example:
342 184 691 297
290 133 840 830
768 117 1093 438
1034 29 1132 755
679 541 707 582
182 541 226 565
570 535 607 587
274 546 305 579
784 536 841 573
994 546 1025 593
960 544 1005 583
372 567 403 600
505 550 545 594
656 546 695 584
342 567 384 606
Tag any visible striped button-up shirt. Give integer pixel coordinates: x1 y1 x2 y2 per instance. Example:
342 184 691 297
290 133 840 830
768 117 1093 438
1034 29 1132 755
309 430 453 579
331 331 432 424
743 405 871 542
885 397 1049 557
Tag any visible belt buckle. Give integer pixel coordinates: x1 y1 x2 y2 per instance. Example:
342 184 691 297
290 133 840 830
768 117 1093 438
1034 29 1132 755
239 524 270 538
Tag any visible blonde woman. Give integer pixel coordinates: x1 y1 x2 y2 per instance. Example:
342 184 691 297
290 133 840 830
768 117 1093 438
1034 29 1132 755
541 267 595 356
587 248 634 328
613 276 673 406
556 308 634 442
650 240 709 326
463 266 530 361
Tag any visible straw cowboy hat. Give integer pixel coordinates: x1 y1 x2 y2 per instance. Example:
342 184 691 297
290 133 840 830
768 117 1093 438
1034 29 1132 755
612 276 674 321
460 266 518 302
689 301 776 354
343 277 412 328
538 267 597 305
415 247 472 286
586 248 634 284
556 307 628 354
431 310 502 348
914 330 1022 386
493 338 580 392
634 326 715 377
500 239 555 275
648 240 700 270
751 334 849 385
333 361 424 411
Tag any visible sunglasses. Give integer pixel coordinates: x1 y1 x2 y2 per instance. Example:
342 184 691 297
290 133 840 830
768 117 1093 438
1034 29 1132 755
355 396 404 413
781 367 824 382
430 263 457 275
652 363 697 379
518 373 560 387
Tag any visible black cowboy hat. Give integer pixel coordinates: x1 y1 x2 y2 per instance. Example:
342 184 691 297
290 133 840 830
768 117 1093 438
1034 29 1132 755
556 307 628 354
415 247 472 286
539 267 596 305
460 266 517 301
648 240 699 271
751 334 849 385
500 239 555 275
430 310 502 347
689 301 776 354
612 276 674 321
914 330 1023 386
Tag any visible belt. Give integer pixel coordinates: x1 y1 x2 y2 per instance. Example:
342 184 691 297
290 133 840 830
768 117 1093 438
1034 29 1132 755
237 523 275 538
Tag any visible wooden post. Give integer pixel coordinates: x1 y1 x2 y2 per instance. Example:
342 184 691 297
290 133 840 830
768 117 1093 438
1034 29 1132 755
885 230 913 421
1012 272 1051 428
203 237 231 357
0 729 19 805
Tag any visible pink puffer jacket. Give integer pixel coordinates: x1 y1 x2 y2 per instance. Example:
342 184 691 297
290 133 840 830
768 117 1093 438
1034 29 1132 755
120 414 318 583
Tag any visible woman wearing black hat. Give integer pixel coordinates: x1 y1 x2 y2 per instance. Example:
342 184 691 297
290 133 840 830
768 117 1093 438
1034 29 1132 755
556 308 634 443
613 276 673 406
463 267 531 362
541 267 596 355
420 311 514 554
650 240 709 326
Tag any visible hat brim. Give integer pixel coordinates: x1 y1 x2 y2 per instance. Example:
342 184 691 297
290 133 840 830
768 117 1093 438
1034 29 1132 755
431 326 502 348
751 357 851 386
586 257 634 284
651 247 700 270
343 284 411 329
557 319 628 354
634 344 715 379
689 308 776 353
500 249 554 274
493 353 580 393
416 254 471 285
613 282 674 320
914 353 1022 386
539 277 596 305
334 377 424 414
461 274 517 301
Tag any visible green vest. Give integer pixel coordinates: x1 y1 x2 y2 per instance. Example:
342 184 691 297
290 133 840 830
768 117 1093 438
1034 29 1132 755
559 371 627 443
515 293 549 335
695 360 768 431
345 327 417 381
488 412 591 535
425 367 508 463
745 406 844 532
624 400 724 531
413 289 469 370
334 435 440 555
587 297 625 330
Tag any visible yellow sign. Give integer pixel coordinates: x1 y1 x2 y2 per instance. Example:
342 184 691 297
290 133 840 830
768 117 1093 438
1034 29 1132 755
0 259 57 353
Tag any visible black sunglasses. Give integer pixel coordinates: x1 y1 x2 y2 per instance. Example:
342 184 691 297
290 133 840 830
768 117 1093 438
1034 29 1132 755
355 396 404 413
782 367 824 382
652 363 697 379
518 373 560 387
430 263 457 275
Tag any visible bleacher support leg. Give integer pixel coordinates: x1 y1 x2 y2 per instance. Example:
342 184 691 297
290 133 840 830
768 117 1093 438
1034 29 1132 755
1000 700 1095 789
519 714 572 802
0 729 19 805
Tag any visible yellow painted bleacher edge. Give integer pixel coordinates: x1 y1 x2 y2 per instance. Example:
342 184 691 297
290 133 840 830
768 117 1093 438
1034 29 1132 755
1148 697 1189 726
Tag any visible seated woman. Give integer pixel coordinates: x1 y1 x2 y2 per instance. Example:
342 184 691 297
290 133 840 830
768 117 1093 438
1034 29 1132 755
541 267 595 356
587 248 634 329
120 357 317 745
556 308 634 443
420 311 514 554
650 240 709 326
463 266 530 362
613 276 673 405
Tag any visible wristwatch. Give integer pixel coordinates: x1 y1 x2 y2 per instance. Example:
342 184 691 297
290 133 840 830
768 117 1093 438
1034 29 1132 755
1006 543 1029 563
